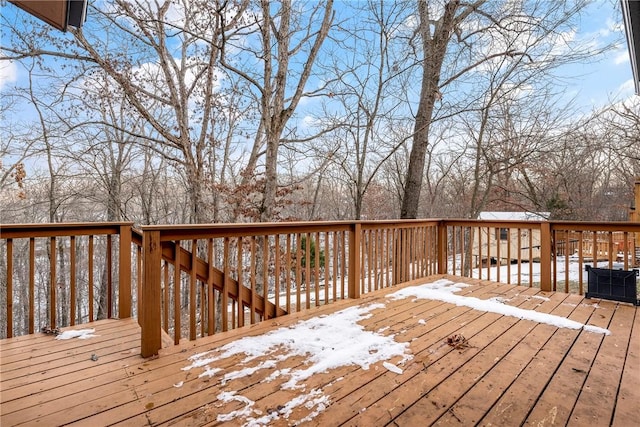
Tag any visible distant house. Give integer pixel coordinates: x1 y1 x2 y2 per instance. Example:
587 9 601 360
472 211 550 267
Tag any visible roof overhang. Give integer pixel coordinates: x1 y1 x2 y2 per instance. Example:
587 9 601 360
9 0 87 32
621 0 640 95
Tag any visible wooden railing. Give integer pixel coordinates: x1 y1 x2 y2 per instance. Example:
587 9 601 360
2 219 638 357
0 223 139 339
138 220 441 356
441 220 639 294
548 222 638 293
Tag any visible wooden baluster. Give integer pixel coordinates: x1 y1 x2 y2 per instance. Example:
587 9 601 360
237 237 244 328
578 232 584 294
250 236 256 323
163 261 169 332
305 233 311 309
507 227 513 281
207 238 214 335
334 231 339 298
285 235 292 312
324 232 329 303
29 238 34 334
348 223 361 299
88 236 94 322
263 236 269 318
314 232 320 306
190 239 197 341
70 235 76 325
296 234 302 311
174 241 181 345
6 238 13 338
222 237 229 331
565 230 570 293
50 236 56 329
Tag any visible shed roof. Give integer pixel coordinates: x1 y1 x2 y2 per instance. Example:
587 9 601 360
478 211 550 221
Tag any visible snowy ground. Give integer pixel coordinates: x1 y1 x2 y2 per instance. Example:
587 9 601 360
465 257 638 293
265 258 639 310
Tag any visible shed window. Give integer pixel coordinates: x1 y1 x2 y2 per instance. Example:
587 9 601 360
496 228 509 240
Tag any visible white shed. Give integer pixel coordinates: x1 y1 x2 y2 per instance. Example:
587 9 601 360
473 211 549 266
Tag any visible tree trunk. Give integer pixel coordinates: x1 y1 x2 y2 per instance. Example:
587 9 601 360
401 0 462 218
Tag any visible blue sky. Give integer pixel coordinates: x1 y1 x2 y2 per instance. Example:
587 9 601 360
559 1 636 110
0 1 636 119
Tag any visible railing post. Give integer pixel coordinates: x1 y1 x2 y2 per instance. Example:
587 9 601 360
141 229 162 358
540 221 552 292
437 221 447 275
348 223 361 299
118 224 132 318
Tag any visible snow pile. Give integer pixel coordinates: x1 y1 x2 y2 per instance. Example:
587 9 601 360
55 328 98 340
387 279 610 335
182 303 412 425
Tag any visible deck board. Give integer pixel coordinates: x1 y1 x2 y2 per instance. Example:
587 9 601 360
478 292 588 426
567 302 635 426
364 294 547 426
431 292 575 426
611 304 639 427
524 297 617 426
1 274 637 426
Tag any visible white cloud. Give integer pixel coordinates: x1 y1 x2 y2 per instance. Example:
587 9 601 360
0 59 18 91
605 16 624 34
614 51 630 65
302 115 317 127
618 79 635 95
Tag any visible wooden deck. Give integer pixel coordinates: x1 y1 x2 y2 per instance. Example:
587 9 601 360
1 275 638 426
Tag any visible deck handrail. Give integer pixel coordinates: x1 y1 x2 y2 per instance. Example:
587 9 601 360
0 222 137 338
441 219 639 293
1 219 638 357
138 220 441 356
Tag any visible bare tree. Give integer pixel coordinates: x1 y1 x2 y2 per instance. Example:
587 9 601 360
2 0 252 224
312 0 410 219
400 0 600 218
218 0 334 222
401 0 474 218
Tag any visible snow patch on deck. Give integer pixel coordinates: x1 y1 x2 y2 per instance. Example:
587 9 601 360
55 328 98 340
182 303 412 425
387 279 610 335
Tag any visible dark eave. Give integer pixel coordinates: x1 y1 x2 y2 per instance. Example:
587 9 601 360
9 0 86 32
621 0 640 94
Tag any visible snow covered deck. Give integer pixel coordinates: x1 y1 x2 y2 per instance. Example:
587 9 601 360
1 275 638 426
